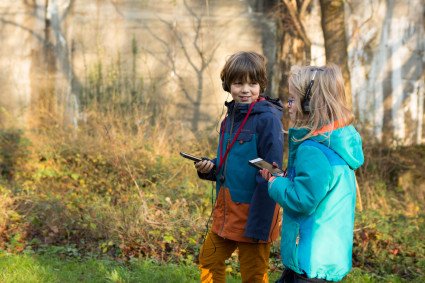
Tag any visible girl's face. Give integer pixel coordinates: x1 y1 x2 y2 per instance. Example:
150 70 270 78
288 82 298 122
230 79 260 104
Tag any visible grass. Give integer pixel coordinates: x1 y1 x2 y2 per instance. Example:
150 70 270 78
0 252 285 283
0 252 197 283
1 252 420 283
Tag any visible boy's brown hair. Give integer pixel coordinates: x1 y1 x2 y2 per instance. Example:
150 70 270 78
220 51 268 93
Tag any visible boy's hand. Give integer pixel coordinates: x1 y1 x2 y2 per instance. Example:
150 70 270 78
195 159 215 174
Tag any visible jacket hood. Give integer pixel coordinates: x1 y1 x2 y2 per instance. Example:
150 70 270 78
289 125 364 170
225 95 283 118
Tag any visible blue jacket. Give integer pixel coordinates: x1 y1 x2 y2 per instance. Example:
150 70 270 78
199 96 284 242
268 125 364 281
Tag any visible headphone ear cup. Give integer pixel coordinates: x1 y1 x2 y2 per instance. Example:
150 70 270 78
301 97 310 113
301 97 311 114
302 78 315 113
222 81 229 92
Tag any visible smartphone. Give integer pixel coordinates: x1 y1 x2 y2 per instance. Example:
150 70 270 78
248 158 284 175
180 151 203 162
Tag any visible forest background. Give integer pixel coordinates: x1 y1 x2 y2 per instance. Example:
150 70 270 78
0 0 424 282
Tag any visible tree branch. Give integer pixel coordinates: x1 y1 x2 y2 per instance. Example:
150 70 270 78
300 0 312 19
282 0 311 46
60 0 76 21
0 18 45 44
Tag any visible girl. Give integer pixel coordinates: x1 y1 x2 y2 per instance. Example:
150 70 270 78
261 64 364 282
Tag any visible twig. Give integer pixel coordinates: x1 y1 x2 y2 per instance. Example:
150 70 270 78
103 125 142 193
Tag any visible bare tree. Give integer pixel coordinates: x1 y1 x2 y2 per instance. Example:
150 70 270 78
143 0 220 132
1 0 81 128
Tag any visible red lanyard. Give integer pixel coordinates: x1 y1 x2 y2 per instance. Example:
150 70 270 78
218 98 263 171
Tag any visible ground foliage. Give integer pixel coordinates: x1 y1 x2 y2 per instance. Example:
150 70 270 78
0 124 424 281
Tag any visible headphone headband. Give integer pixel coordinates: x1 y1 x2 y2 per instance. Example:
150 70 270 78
301 69 321 113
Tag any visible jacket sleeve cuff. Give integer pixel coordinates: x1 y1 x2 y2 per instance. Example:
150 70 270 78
197 170 216 181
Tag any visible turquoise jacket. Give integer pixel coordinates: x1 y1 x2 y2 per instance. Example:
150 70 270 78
268 125 364 281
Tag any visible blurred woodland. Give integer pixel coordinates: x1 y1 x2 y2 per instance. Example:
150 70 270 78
0 0 424 282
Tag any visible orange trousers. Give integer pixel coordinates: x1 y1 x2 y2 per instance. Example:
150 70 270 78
199 231 271 283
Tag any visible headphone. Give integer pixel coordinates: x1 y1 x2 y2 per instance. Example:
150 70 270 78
301 69 319 113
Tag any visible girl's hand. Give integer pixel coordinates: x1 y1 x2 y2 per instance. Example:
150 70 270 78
195 159 215 174
260 162 286 181
260 168 273 181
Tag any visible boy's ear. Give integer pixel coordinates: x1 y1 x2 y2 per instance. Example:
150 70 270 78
222 81 230 92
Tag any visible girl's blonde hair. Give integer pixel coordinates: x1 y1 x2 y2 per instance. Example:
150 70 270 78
289 64 353 141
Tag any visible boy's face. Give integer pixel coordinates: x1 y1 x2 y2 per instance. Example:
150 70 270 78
230 79 261 104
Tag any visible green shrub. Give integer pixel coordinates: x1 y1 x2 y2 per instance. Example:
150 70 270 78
353 211 425 280
0 121 216 262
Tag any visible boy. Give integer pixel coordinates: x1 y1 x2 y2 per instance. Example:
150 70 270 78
195 51 284 282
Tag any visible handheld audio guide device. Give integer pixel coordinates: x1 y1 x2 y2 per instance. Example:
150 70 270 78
179 152 203 162
248 158 284 175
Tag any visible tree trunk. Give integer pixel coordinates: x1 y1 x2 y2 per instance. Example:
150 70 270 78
28 1 57 129
273 0 312 131
319 0 352 109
